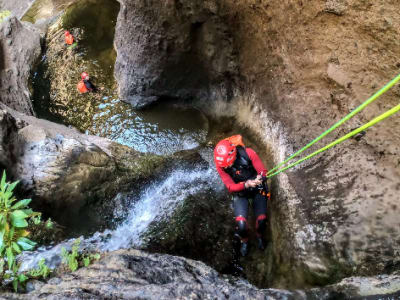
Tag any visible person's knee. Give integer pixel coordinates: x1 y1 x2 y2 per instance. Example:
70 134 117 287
235 216 248 238
256 215 267 233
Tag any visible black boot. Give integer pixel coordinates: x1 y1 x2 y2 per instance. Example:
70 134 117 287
240 241 249 256
257 237 265 250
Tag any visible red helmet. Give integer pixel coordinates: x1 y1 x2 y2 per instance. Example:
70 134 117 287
214 140 237 168
64 30 71 36
81 72 89 80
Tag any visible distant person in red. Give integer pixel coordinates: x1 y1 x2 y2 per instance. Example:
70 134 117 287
64 31 74 45
214 135 269 257
77 72 97 94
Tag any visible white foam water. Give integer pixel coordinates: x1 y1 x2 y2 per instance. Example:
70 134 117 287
20 160 224 271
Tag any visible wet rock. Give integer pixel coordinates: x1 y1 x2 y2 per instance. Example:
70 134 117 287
0 105 166 231
0 16 40 115
114 0 237 108
214 0 400 288
143 186 235 274
0 249 309 299
3 249 400 299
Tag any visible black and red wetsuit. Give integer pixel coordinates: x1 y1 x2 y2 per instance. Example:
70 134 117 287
216 146 268 242
83 79 96 92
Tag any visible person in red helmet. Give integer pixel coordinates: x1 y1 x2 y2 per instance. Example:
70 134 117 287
77 72 97 93
64 31 74 45
214 135 269 256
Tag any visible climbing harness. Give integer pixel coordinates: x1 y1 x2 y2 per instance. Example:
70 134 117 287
267 73 400 178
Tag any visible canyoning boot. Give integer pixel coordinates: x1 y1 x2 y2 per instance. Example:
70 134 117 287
240 241 249 257
257 237 265 251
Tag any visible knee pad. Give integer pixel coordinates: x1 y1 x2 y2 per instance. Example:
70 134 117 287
235 216 248 238
256 215 267 233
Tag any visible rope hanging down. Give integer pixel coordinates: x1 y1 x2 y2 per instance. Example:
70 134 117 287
267 103 400 178
267 73 400 175
267 73 400 178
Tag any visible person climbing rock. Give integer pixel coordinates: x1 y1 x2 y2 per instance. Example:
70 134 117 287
77 71 97 93
214 135 269 257
64 30 74 45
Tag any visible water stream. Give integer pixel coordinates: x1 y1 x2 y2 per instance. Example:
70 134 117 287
20 153 223 271
22 0 271 278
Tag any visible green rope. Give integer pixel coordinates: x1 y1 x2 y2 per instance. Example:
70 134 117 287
267 103 400 178
267 73 400 175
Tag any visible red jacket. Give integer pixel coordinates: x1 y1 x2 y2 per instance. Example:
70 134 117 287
216 147 267 193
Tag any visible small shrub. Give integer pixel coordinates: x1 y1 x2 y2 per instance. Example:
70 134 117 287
61 239 100 272
61 239 79 272
27 259 51 279
0 171 41 291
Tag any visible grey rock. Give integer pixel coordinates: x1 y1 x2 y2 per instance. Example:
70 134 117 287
0 0 36 19
114 0 237 108
1 249 308 300
0 16 41 115
0 104 166 229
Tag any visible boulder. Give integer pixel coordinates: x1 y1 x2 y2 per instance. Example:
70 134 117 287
0 104 167 231
2 249 400 299
0 16 40 115
114 0 237 108
0 249 310 299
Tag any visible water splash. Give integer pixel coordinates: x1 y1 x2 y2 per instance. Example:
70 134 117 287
20 159 224 271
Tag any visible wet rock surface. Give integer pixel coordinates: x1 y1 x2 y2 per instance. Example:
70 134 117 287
182 0 400 288
112 0 400 289
0 104 167 231
0 16 40 115
143 186 235 274
3 250 400 299
114 0 237 108
0 0 399 297
0 249 318 300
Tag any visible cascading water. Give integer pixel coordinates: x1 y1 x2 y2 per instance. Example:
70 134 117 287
20 150 225 271
21 0 270 282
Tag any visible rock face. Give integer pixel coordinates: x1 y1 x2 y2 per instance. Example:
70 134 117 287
217 0 400 288
0 104 166 231
2 249 400 299
0 0 35 19
114 0 237 108
0 16 40 115
144 187 236 274
114 0 400 289
0 249 315 299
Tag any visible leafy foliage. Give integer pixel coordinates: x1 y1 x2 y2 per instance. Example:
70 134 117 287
27 259 51 279
61 239 79 272
0 171 40 291
61 239 100 272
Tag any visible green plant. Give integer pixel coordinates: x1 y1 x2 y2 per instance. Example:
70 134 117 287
27 258 51 279
61 239 100 271
0 171 40 291
61 238 80 272
0 10 11 23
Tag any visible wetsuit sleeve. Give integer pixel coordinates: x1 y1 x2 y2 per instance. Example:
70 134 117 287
84 80 96 92
246 148 268 176
216 166 246 193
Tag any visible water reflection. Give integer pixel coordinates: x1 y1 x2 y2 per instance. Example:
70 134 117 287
29 0 208 155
